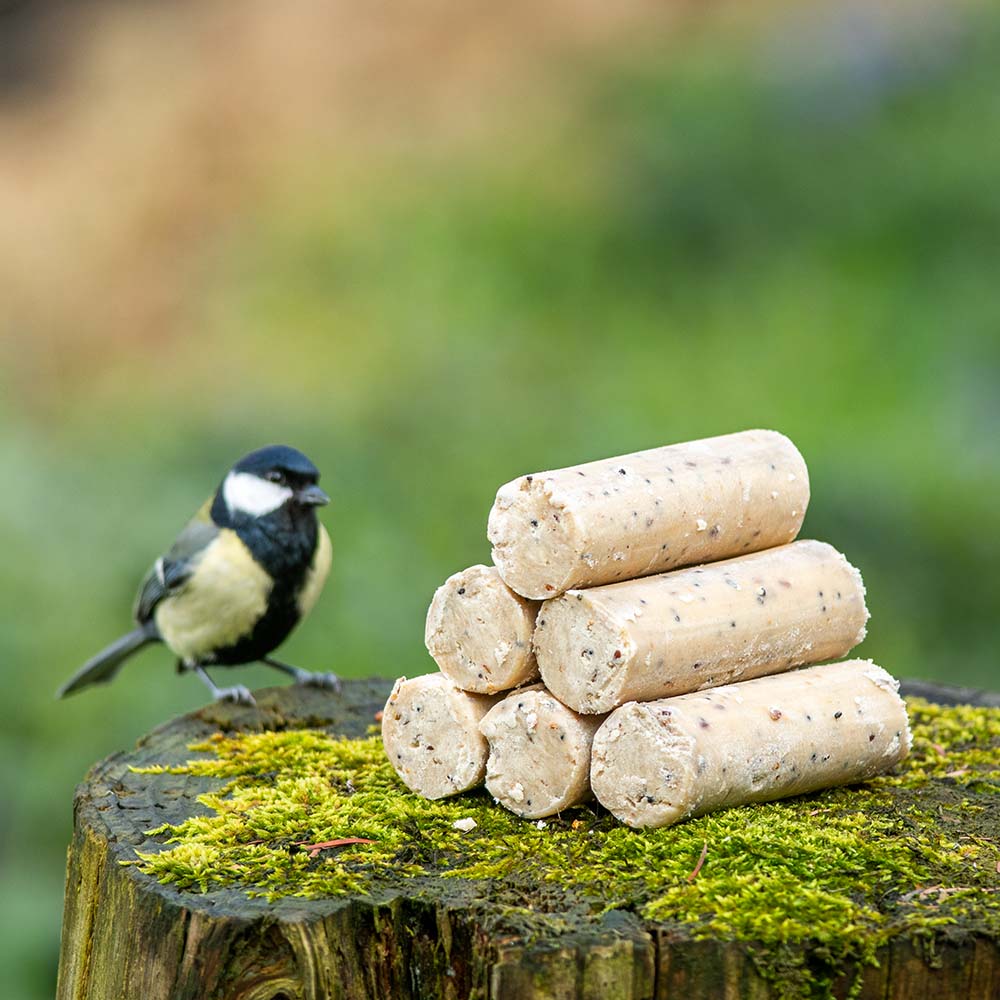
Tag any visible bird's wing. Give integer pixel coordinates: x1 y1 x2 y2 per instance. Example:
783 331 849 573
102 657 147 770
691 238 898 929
134 500 219 624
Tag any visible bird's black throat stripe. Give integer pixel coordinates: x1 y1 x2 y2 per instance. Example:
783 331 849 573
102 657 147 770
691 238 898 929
208 498 320 666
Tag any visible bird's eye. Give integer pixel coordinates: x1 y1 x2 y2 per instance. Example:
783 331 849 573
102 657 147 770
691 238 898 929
265 470 285 484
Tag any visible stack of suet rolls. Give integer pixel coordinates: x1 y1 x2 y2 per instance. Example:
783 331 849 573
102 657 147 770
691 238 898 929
382 430 910 829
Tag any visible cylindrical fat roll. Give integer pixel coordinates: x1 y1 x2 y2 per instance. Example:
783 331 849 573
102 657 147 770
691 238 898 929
488 429 809 599
590 659 911 829
479 686 606 819
382 674 502 799
425 564 540 694
535 539 868 714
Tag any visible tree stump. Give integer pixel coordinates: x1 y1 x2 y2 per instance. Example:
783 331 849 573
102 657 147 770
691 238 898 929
57 678 1000 1000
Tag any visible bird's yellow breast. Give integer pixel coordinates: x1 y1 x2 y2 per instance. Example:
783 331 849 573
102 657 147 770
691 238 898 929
155 529 272 662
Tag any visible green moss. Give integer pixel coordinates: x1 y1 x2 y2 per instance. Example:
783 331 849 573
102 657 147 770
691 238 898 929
130 699 1000 997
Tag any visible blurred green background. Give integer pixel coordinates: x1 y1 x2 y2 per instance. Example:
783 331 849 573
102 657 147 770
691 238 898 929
2 1 998 996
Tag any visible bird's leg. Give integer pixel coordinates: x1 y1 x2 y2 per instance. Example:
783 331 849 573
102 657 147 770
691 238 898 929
262 656 341 692
191 663 256 706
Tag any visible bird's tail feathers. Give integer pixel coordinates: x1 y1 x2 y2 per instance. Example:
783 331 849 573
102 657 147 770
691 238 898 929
57 623 160 698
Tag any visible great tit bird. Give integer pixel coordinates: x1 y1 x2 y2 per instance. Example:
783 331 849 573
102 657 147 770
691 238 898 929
57 445 337 706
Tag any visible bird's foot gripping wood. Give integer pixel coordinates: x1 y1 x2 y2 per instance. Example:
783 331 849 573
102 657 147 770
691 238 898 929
192 665 257 706
214 684 257 706
262 656 342 692
297 670 342 692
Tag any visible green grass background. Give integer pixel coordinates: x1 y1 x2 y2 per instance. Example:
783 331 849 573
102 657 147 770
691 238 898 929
1 3 998 997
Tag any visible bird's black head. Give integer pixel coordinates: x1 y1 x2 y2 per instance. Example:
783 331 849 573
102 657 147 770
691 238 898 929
232 444 318 481
212 445 329 527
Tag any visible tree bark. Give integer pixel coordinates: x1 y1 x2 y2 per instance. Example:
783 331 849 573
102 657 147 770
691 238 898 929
56 679 1000 1000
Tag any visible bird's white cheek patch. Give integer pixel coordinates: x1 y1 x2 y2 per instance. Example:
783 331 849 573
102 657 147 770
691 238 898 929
223 472 292 517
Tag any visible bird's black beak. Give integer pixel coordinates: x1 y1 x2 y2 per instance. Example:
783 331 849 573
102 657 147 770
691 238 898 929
297 484 330 507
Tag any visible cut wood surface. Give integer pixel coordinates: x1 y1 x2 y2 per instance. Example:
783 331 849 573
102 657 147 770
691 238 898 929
57 678 1000 1000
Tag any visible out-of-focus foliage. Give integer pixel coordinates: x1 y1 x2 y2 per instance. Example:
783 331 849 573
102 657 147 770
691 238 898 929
0 2 997 997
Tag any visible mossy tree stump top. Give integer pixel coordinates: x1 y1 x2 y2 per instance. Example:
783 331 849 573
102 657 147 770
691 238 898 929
58 678 1000 1000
